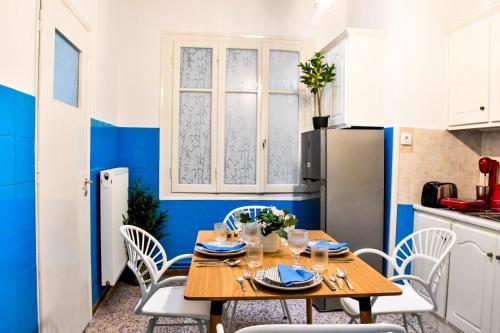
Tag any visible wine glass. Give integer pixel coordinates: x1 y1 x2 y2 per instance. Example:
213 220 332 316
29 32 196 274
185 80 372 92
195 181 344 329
288 229 309 268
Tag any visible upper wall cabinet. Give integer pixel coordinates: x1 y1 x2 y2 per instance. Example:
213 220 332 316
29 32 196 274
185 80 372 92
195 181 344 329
322 29 385 128
448 10 500 129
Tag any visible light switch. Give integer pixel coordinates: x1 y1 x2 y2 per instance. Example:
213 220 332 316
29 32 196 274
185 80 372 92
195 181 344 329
400 132 413 146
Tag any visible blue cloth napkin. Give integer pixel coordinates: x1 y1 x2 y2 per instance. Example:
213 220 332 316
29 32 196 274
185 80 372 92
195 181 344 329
196 242 246 252
308 241 349 251
277 263 314 287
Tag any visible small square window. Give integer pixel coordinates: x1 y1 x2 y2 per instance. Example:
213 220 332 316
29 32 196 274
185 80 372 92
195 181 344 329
53 30 80 107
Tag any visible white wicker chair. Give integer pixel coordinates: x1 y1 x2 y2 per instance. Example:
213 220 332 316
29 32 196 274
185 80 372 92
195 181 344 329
340 227 457 333
216 323 407 333
222 206 292 330
120 225 210 333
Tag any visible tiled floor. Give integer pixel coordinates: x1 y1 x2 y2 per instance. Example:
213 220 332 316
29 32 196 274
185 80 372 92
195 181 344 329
85 282 438 333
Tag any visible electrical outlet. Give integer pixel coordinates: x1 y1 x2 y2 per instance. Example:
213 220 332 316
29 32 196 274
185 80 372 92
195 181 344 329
400 132 413 146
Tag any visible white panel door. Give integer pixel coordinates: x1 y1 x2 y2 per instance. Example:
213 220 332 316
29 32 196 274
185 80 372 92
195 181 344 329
329 39 346 127
412 212 451 318
449 20 490 126
37 0 92 331
491 238 500 333
489 13 500 122
446 223 496 333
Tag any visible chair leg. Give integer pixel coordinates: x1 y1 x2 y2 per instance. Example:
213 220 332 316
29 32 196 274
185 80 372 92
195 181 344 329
417 314 426 333
145 317 158 333
280 300 292 323
349 317 356 324
402 314 409 333
197 319 204 333
227 300 238 333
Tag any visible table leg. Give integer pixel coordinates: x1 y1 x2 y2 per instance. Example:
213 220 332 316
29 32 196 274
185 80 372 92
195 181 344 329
356 297 373 324
306 298 313 324
209 301 224 333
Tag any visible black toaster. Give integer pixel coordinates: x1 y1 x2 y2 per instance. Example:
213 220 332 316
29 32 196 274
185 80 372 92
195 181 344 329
421 182 458 208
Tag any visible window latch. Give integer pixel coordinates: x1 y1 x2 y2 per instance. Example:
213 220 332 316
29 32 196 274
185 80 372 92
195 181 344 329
262 139 267 149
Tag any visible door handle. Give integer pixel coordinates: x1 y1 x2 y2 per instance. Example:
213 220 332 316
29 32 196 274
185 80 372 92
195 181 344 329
83 177 93 197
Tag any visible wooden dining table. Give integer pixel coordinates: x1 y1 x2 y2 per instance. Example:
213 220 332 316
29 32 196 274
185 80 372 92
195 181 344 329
184 230 401 333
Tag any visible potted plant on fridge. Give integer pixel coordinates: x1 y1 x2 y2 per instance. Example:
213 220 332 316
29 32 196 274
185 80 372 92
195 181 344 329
299 51 336 129
120 179 168 285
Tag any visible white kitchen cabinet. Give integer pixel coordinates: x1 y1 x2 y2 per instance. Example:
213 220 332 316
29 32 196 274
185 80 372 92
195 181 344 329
448 19 490 127
322 29 385 128
490 13 500 123
412 211 451 319
446 223 496 333
491 238 500 333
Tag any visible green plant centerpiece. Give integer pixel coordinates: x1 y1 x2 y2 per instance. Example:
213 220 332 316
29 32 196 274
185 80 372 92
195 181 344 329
121 179 168 284
240 207 298 253
299 51 336 129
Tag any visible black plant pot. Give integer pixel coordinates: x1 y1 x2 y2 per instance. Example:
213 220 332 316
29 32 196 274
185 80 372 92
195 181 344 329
312 116 330 129
119 266 139 285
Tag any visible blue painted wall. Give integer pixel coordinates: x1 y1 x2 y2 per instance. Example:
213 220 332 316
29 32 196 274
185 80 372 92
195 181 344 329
0 84 38 332
90 120 320 302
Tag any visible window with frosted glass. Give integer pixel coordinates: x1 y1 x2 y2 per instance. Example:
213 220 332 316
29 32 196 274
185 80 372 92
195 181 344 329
53 30 80 107
267 50 300 185
224 49 258 185
178 47 213 184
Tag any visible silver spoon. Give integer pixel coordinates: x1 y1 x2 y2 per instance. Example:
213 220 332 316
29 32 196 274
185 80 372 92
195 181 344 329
244 271 258 292
336 267 354 290
237 276 247 292
330 274 343 290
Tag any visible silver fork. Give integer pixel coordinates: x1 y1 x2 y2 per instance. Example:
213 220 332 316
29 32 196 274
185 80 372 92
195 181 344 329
336 268 354 290
237 276 247 292
244 271 258 292
330 274 343 290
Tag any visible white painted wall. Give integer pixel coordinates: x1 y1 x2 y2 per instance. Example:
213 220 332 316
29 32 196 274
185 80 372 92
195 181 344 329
70 0 120 124
383 0 449 129
0 0 38 95
115 0 347 127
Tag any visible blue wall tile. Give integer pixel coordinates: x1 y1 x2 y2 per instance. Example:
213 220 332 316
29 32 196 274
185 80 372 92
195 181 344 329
0 84 38 332
0 136 16 185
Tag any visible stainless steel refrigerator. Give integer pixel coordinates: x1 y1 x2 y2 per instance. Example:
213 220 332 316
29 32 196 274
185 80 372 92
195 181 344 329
301 128 385 311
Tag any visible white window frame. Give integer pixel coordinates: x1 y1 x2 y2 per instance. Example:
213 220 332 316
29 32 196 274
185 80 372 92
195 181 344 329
160 33 313 198
218 40 263 193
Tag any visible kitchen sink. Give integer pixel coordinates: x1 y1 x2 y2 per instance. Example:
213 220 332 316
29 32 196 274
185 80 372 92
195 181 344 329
465 211 500 222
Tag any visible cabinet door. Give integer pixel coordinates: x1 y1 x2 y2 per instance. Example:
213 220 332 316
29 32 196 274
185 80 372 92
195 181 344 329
490 13 500 122
412 212 451 318
449 20 490 126
491 238 500 333
446 223 496 333
330 39 346 127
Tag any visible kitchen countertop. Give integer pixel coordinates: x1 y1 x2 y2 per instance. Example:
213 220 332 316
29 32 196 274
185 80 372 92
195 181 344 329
413 204 500 233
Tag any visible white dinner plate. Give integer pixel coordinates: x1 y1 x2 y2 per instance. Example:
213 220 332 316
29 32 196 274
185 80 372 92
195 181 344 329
254 268 323 291
305 240 350 257
195 242 247 257
263 266 314 286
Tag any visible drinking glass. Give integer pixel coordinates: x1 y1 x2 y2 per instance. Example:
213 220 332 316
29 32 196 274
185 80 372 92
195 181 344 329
242 222 260 245
288 229 309 267
214 223 227 243
246 243 264 268
311 247 328 273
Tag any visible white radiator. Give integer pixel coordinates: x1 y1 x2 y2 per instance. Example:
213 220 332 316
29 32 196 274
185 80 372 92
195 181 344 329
100 167 128 286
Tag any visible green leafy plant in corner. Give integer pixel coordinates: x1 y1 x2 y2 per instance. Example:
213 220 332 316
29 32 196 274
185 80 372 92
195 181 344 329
123 179 167 241
299 51 336 117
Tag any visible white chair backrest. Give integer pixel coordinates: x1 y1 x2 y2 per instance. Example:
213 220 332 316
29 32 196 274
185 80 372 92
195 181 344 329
223 205 269 230
217 323 406 333
120 225 168 300
393 227 456 294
